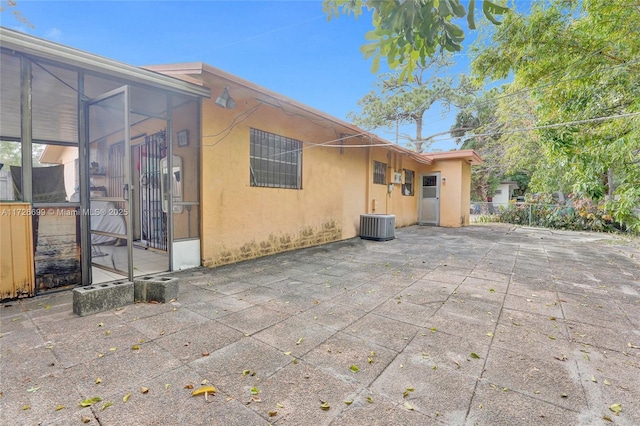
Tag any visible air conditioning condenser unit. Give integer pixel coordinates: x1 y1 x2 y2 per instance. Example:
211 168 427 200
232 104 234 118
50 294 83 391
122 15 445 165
360 214 395 241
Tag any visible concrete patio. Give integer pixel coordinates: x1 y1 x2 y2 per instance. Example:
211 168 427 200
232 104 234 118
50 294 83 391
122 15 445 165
1 224 639 425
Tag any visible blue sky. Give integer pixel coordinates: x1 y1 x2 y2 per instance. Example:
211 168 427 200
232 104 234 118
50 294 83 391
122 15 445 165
4 0 480 151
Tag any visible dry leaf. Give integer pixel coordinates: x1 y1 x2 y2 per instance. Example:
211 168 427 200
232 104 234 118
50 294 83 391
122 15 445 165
100 402 112 411
54 405 65 411
184 384 194 389
81 415 91 423
609 403 622 414
268 410 278 417
320 401 330 411
140 387 149 394
192 385 216 396
404 401 414 410
123 393 131 403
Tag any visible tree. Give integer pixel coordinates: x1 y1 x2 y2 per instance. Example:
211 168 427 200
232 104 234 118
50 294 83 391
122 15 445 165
451 87 504 201
349 54 475 152
323 0 509 79
0 1 34 28
473 0 640 231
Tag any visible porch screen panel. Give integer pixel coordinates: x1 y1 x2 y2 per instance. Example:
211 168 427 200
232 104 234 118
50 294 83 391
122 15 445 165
171 97 200 240
32 62 78 143
250 128 302 189
0 52 21 140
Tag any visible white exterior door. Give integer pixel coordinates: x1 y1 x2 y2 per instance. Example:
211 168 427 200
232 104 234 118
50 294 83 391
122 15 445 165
419 173 440 225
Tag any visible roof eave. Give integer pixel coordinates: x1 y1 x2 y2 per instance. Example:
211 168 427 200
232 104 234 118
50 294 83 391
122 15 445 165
0 27 210 98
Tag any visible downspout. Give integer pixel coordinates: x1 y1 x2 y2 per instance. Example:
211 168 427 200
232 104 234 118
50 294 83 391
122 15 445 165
366 143 372 214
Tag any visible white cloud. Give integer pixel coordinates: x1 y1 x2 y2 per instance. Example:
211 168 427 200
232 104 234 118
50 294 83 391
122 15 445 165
45 27 62 42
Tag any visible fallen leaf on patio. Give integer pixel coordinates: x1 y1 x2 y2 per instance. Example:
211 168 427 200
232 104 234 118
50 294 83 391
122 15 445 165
548 335 556 340
320 401 330 410
131 345 140 350
27 386 40 393
54 405 65 411
105 330 111 336
79 396 102 407
561 393 568 398
366 396 374 403
45 344 54 349
430 327 437 333
486 332 494 337
140 387 149 394
283 351 292 356
583 353 590 361
81 415 91 423
201 352 210 357
609 403 622 414
192 385 216 396
23 405 30 410
100 402 112 410
549 317 556 321
404 401 414 410
250 386 259 395
432 366 437 370
98 322 104 327
534 390 541 394
97 353 104 357
95 377 102 384
165 384 170 390
123 393 131 403
512 322 521 326
242 370 251 376
591 375 597 383
603 415 613 422
489 289 495 293
604 379 611 386
470 352 480 359
403 387 414 398
344 400 353 405
368 351 375 363
109 347 117 351
268 411 277 417
295 337 304 345
627 342 639 349
184 384 194 389
349 365 359 373
276 402 284 408
554 354 568 361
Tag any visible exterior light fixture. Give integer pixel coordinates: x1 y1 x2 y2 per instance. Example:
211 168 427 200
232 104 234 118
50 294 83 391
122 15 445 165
215 87 236 109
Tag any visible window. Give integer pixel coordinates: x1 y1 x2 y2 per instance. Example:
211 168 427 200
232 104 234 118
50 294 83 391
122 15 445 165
373 161 386 185
250 128 302 189
494 189 502 195
403 169 414 196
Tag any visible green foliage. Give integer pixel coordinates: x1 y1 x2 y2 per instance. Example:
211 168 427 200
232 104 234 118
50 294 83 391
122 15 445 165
472 0 640 233
323 0 509 78
497 194 637 234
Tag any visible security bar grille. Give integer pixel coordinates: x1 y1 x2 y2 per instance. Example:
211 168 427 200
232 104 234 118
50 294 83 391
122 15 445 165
250 128 302 189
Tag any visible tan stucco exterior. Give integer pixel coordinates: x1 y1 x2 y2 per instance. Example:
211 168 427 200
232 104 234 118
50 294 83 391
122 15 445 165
146 63 482 268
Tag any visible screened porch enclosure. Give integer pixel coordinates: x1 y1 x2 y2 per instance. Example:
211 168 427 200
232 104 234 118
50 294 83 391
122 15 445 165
0 28 207 297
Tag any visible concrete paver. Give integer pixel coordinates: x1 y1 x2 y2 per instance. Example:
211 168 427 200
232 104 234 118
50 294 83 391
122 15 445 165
1 224 639 425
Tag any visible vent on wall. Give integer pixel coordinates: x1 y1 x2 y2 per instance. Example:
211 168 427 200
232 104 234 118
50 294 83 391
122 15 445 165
360 214 395 241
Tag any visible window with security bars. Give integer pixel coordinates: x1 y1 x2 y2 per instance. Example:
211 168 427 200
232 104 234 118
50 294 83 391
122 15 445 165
250 128 302 189
373 161 387 184
403 169 414 196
